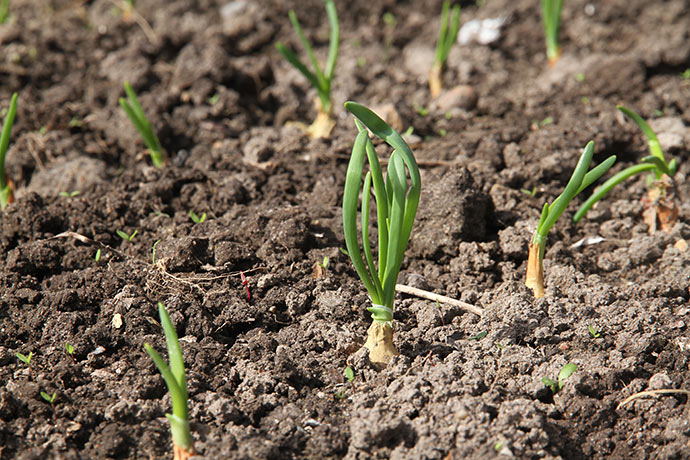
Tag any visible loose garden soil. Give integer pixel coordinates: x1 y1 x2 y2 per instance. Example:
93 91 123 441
1 0 689 459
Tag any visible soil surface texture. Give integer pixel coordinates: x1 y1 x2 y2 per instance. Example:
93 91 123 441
1 0 689 459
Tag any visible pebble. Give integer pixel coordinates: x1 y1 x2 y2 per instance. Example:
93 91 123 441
434 85 477 111
648 372 672 390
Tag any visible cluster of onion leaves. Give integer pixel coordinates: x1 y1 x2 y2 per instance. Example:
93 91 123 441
119 82 166 167
144 302 194 460
342 102 420 365
574 106 678 228
0 92 18 210
276 0 339 138
526 141 615 298
429 0 461 97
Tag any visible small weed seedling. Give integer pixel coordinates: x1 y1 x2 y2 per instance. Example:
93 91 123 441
336 366 356 399
469 331 488 341
574 106 679 232
0 93 18 210
188 210 206 224
59 190 80 198
587 324 601 339
541 0 563 66
16 351 33 377
94 249 102 262
120 82 166 167
343 101 421 366
429 0 461 97
65 342 76 362
144 302 194 460
117 229 138 242
152 239 161 265
40 390 57 404
276 0 339 138
542 363 577 394
521 186 537 197
526 141 615 298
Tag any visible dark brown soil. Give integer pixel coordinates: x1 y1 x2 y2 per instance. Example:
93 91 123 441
1 0 689 459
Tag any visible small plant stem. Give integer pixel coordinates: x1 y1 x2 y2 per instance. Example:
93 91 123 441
541 0 563 66
429 62 443 99
617 389 690 410
0 93 18 210
395 284 482 316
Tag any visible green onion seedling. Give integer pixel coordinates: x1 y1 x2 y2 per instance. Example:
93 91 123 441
276 0 339 138
119 82 167 167
574 106 679 232
0 93 18 210
144 302 194 460
0 0 9 25
526 141 615 298
343 101 421 366
541 0 563 66
117 229 138 242
542 363 577 394
429 0 461 97
188 210 206 224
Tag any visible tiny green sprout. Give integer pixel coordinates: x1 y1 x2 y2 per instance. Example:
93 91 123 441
356 57 366 69
117 229 138 242
575 72 586 82
207 93 219 105
189 210 207 224
152 239 161 265
587 324 600 339
59 190 80 198
65 342 74 355
119 81 167 167
521 186 537 197
541 0 563 66
403 126 414 137
494 441 504 452
415 106 429 117
94 249 102 262
439 129 447 137
542 363 577 394
68 117 82 128
574 106 679 232
681 69 690 80
343 101 421 366
40 391 57 404
526 141 615 298
0 0 10 24
430 1 461 97
16 351 32 366
469 331 488 341
0 92 18 211
319 256 329 269
275 0 339 138
144 302 194 458
382 12 397 27
495 342 506 351
653 109 664 117
344 366 354 383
